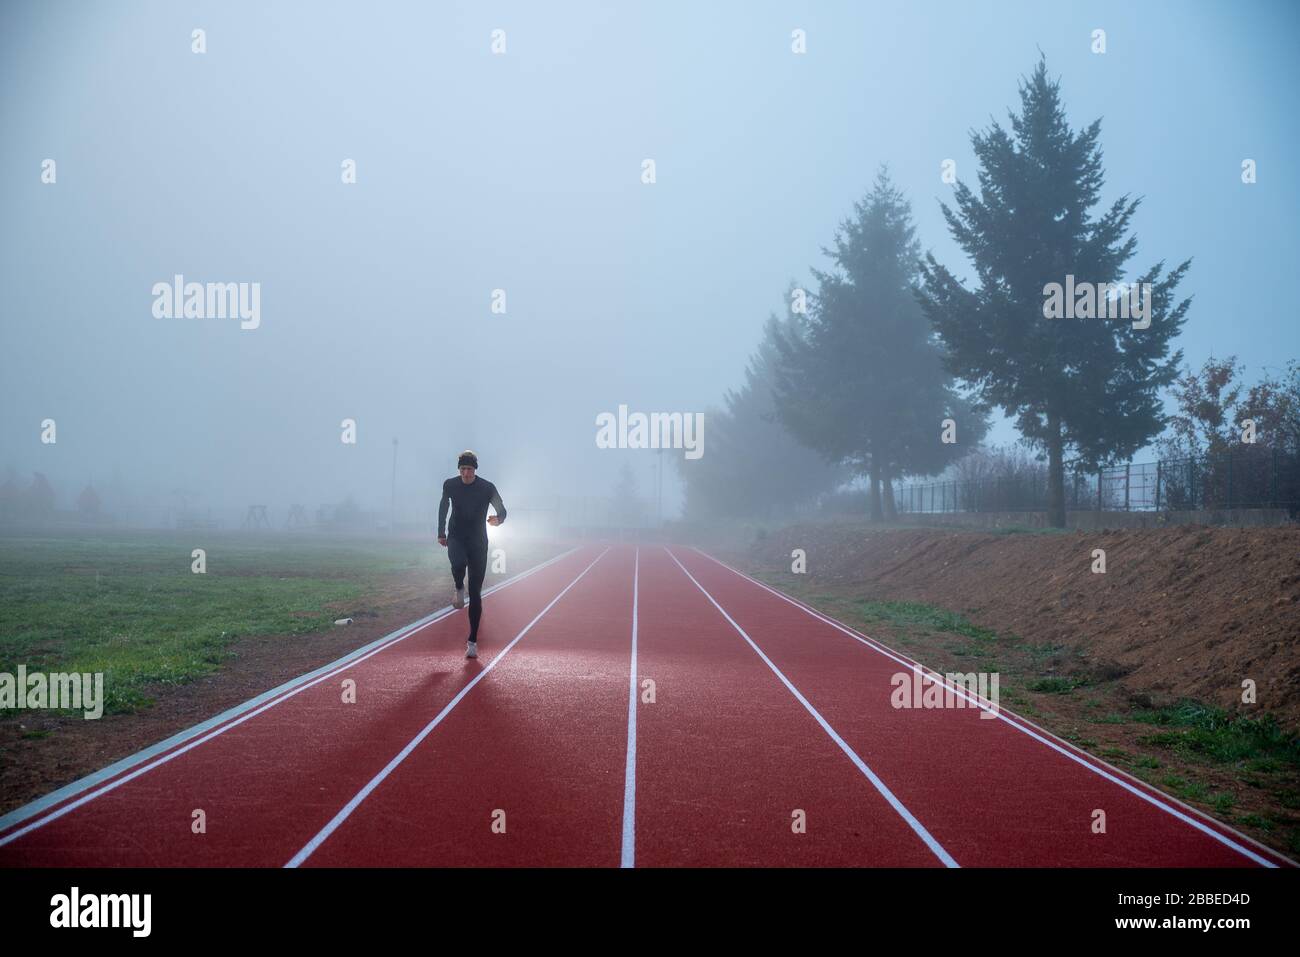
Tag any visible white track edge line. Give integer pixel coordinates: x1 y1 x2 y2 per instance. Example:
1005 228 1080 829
620 547 639 868
285 547 611 867
0 546 580 841
665 547 958 868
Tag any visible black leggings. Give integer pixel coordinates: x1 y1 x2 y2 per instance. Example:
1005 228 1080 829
447 535 489 641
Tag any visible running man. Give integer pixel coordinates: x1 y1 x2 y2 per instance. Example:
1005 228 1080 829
437 450 507 659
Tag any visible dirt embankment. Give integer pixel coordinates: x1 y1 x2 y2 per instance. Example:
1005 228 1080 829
734 523 1300 728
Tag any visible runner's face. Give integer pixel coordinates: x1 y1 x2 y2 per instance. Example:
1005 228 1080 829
459 466 475 483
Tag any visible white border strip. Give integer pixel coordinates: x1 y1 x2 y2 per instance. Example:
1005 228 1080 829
620 547 640 868
286 547 611 867
0 546 579 842
665 548 958 868
690 546 1291 869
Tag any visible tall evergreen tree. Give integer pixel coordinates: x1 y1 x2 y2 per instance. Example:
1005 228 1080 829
772 168 985 520
917 59 1190 526
677 297 846 519
27 472 56 518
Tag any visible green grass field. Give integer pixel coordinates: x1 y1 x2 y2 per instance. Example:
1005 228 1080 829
0 532 440 714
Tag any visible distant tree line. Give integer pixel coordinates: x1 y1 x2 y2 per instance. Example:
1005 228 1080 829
0 470 60 523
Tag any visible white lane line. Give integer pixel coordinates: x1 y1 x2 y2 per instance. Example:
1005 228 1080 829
285 547 612 868
689 547 1285 869
620 547 639 868
664 547 958 868
0 546 580 844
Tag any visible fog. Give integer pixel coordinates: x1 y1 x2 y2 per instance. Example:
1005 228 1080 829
2 0 1297 530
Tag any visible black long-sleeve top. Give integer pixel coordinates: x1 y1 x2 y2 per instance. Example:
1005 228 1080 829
438 476 506 540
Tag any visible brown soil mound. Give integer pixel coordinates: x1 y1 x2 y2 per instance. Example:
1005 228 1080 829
739 523 1300 728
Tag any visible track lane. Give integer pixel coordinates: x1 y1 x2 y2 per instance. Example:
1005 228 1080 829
0 546 600 866
632 546 946 866
300 546 631 866
671 546 1291 868
5 538 1288 868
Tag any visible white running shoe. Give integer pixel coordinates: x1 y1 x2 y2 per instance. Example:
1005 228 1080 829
465 640 478 659
453 587 465 609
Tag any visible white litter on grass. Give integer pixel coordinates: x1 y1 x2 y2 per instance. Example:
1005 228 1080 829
333 618 353 626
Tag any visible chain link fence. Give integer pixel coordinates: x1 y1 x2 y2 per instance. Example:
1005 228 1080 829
895 447 1300 516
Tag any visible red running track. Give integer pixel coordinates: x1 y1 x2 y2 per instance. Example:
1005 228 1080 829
0 543 1292 868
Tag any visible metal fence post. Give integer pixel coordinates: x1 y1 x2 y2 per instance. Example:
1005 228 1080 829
1124 463 1131 511
1272 447 1278 507
1155 460 1162 511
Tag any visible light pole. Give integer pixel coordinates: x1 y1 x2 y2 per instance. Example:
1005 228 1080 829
391 437 398 536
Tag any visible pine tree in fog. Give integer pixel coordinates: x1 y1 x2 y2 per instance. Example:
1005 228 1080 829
677 294 846 519
917 58 1189 527
771 168 985 520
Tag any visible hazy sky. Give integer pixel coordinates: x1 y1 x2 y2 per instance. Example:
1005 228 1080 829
2 0 1297 523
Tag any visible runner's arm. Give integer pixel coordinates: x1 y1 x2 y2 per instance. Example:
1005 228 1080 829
489 484 506 524
437 481 451 538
